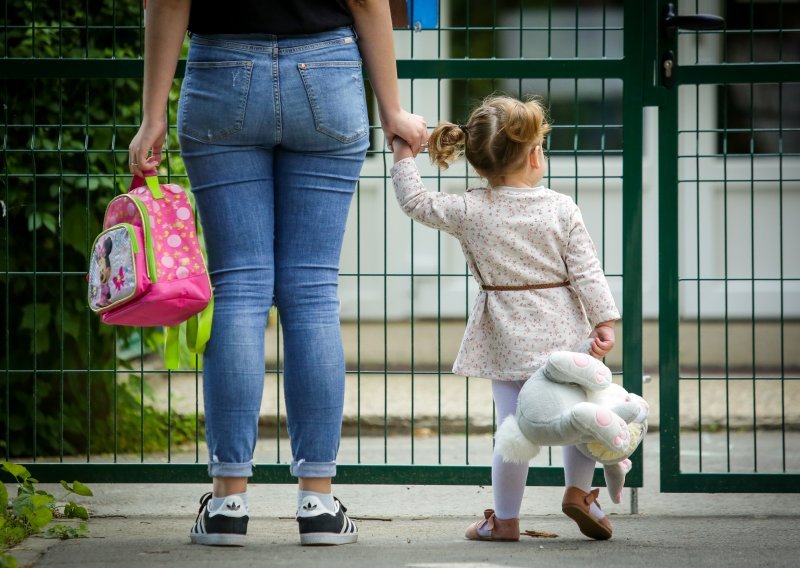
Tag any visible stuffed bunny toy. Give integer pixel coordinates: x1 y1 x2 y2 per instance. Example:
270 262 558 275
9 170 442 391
495 350 649 504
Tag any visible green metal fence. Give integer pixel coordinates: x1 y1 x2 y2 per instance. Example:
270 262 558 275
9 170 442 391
3 0 645 487
657 0 800 492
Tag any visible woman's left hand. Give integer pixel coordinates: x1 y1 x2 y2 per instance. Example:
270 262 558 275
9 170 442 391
381 109 428 155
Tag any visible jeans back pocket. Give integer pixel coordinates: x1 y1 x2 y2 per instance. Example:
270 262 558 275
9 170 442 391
179 60 253 142
298 61 368 144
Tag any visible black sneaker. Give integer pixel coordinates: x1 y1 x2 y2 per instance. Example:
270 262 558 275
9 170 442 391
189 492 248 546
296 495 358 546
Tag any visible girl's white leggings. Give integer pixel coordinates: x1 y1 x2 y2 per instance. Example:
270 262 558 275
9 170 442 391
491 379 598 520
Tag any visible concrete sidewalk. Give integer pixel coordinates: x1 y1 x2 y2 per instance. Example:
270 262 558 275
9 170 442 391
9 432 800 567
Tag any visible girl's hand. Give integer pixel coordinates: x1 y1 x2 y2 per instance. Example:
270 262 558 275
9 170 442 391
392 137 414 163
589 321 616 359
381 109 427 155
128 116 167 178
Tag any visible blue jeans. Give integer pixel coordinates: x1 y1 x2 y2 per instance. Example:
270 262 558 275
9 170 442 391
177 27 369 479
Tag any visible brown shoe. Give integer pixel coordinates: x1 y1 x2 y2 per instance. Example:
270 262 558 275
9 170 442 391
464 509 520 541
562 487 613 540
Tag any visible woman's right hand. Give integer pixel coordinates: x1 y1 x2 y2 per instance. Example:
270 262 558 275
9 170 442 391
128 116 167 178
381 109 428 155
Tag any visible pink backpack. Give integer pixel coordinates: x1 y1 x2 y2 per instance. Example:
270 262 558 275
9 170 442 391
88 173 213 367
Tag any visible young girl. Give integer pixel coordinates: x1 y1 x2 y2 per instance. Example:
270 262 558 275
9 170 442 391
391 95 621 541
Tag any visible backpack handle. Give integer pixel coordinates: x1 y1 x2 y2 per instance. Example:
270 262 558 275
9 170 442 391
130 170 164 200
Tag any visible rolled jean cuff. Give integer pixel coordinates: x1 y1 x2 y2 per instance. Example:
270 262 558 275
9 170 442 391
208 459 254 478
290 459 337 478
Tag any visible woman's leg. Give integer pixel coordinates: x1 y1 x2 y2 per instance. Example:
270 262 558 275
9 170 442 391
273 25 369 491
491 380 529 520
183 143 276 487
272 145 366 483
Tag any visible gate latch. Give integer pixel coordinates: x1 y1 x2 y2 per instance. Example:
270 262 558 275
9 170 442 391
662 51 675 89
660 2 725 89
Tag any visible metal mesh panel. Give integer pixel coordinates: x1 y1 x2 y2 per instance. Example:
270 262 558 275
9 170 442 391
659 0 800 490
1 0 640 485
676 81 800 474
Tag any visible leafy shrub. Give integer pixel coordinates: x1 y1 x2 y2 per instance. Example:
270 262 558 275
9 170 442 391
1 461 92 563
1 0 199 457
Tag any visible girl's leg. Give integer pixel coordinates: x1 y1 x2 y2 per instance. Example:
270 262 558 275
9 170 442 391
563 445 605 519
466 379 526 541
563 445 597 493
563 445 608 530
491 380 530 520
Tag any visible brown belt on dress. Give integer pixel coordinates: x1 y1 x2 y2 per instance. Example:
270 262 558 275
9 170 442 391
481 280 570 292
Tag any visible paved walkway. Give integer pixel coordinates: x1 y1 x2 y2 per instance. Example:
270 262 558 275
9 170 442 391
8 433 800 567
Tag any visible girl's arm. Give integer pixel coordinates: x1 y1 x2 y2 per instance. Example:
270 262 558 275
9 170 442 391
128 0 191 177
564 205 621 329
346 0 428 154
391 139 466 235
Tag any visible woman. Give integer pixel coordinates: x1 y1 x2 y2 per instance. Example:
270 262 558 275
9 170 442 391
128 0 427 547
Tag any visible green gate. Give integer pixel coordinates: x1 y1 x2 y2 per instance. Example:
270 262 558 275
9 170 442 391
656 0 800 492
0 0 672 489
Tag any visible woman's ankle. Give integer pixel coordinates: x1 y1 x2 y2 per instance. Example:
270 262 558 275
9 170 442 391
213 476 248 497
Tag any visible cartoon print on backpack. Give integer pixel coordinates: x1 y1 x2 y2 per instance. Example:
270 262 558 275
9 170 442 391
95 237 113 307
89 225 139 312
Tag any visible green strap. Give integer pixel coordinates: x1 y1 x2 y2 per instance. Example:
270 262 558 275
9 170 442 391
164 325 181 370
186 298 214 354
164 299 213 370
145 174 164 200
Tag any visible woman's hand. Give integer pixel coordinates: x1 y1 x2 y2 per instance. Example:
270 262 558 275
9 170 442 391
382 109 428 155
589 321 616 359
128 117 167 177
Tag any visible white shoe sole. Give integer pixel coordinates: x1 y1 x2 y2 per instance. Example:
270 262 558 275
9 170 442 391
299 532 358 546
189 532 247 546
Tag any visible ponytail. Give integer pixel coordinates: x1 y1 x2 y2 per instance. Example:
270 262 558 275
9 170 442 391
427 122 467 170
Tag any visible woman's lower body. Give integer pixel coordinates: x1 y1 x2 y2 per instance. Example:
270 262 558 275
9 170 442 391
177 27 369 546
466 379 608 541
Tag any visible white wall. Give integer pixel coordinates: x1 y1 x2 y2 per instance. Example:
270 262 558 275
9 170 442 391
338 0 799 320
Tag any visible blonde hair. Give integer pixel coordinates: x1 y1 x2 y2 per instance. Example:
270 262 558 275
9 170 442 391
428 95 551 179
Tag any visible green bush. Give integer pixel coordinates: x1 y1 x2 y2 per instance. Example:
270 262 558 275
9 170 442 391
1 0 199 458
1 462 91 563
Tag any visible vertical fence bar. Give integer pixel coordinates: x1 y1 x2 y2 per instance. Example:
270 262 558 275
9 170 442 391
722 83 731 473
749 79 757 472
622 0 644 487
695 83 703 471
3 76 9 461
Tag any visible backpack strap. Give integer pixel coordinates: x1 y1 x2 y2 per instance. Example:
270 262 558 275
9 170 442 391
163 299 214 370
186 298 214 355
164 325 181 370
130 171 164 200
